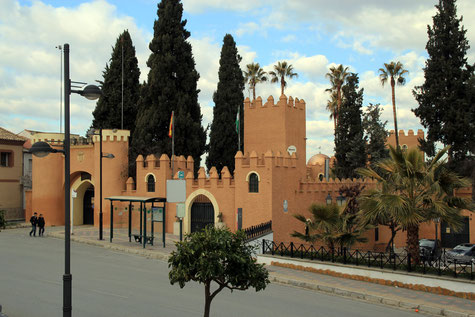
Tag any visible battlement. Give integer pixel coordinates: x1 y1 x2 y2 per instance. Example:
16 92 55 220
135 153 194 173
297 177 378 194
388 129 424 137
91 129 130 142
244 94 306 111
234 150 298 169
189 166 235 189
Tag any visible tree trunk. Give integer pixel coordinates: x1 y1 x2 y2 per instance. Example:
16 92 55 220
333 115 336 133
281 76 285 95
391 78 399 148
385 225 397 253
252 84 256 100
406 224 420 264
336 86 342 127
204 281 212 317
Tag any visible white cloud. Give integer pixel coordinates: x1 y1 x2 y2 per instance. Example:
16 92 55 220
235 22 262 37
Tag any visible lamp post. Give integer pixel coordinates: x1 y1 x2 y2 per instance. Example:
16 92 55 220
336 195 346 207
326 192 332 205
87 128 115 241
30 43 101 317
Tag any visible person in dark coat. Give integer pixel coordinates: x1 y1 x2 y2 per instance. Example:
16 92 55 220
29 212 38 237
37 214 45 237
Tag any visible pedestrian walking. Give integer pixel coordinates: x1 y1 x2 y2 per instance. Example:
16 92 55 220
37 214 45 237
29 212 38 237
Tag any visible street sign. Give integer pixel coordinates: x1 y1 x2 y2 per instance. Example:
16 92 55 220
166 180 186 202
287 145 297 156
176 203 185 218
178 170 185 179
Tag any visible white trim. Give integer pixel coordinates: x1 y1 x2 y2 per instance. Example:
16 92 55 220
144 173 156 183
245 171 261 182
184 189 219 234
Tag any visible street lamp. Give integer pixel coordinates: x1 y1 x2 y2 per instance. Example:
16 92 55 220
326 193 332 205
87 128 115 241
336 195 346 207
30 43 101 317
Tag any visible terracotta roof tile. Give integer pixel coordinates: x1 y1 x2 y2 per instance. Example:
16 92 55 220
0 127 27 142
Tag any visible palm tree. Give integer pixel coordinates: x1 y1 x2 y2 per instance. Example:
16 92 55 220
325 64 350 126
243 63 267 100
269 61 298 95
326 90 341 132
378 61 408 148
357 146 472 263
292 202 369 250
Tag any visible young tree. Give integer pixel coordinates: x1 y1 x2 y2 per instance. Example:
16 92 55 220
362 103 389 169
133 0 206 172
333 73 366 179
269 61 298 95
206 34 244 175
244 63 267 100
357 146 472 263
326 64 350 127
169 226 269 317
92 30 140 133
413 0 474 162
378 61 408 148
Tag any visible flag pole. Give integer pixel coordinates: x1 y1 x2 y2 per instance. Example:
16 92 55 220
171 110 175 179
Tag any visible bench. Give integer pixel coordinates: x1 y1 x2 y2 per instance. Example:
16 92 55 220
132 234 154 245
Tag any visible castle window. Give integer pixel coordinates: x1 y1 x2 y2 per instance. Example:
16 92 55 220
147 174 155 192
249 173 259 193
318 174 324 181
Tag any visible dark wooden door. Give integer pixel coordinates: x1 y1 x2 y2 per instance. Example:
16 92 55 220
191 202 214 233
441 217 469 248
83 188 94 225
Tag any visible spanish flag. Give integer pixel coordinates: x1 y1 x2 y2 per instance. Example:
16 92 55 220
168 111 174 138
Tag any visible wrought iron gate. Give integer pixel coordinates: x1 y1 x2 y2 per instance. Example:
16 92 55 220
191 202 214 233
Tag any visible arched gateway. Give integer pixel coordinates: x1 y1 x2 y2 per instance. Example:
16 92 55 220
190 194 214 233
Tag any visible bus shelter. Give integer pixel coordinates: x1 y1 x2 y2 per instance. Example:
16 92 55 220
105 196 167 248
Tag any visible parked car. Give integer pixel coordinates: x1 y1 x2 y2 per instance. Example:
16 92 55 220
419 239 441 262
445 243 475 264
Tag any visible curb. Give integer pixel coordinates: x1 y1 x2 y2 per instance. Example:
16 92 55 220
270 275 474 317
44 232 474 317
46 232 171 261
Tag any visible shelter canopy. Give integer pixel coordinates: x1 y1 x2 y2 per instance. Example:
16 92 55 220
105 196 166 203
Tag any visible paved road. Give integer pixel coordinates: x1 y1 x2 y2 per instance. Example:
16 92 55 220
0 229 422 317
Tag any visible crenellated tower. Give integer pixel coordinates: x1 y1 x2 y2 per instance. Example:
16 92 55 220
244 95 307 175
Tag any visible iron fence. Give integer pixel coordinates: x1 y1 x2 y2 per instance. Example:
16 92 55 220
244 221 272 241
262 240 474 280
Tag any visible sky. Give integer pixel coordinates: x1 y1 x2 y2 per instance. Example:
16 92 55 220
1 0 474 163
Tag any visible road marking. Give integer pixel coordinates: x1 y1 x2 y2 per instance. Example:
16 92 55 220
91 289 129 299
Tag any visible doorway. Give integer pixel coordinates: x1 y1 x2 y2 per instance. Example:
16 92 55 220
83 187 94 225
190 195 214 233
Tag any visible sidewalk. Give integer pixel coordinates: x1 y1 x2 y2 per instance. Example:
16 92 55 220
45 225 474 317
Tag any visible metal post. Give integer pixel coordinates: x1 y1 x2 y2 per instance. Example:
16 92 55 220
128 202 132 242
63 43 72 317
143 203 146 249
179 217 182 241
139 202 143 241
121 37 124 130
162 204 166 248
110 200 113 243
99 129 103 240
171 111 175 178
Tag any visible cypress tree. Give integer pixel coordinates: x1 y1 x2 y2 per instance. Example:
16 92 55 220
333 73 366 179
362 103 389 169
206 34 244 175
133 0 206 173
413 0 474 162
92 30 140 133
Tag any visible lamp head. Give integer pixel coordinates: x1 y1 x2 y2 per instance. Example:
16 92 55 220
30 141 58 157
80 85 102 100
326 193 332 205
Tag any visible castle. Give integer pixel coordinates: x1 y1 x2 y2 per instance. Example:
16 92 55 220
27 95 474 249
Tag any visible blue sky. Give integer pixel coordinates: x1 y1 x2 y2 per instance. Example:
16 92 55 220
2 0 475 162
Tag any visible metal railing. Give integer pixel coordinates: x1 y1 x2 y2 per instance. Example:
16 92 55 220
243 221 272 241
262 240 474 280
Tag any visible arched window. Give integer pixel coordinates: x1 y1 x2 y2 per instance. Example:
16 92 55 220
147 174 155 192
318 174 324 181
249 173 259 193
